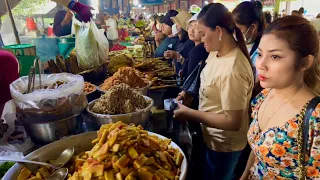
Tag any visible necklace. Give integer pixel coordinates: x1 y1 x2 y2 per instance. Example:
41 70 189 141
260 85 305 130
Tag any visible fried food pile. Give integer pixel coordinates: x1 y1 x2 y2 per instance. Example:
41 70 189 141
16 122 185 180
100 67 148 91
17 165 55 180
84 82 96 94
69 122 184 180
92 84 149 115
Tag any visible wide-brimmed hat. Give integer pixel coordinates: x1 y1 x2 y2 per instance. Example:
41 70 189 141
171 10 192 31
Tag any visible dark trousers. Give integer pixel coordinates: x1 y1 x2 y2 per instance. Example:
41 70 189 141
204 147 242 180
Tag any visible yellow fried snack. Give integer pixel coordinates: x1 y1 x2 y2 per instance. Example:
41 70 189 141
69 122 184 180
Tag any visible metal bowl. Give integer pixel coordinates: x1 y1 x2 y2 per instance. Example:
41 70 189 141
97 81 152 96
77 63 108 84
3 131 187 180
23 113 82 145
86 96 154 127
84 85 101 102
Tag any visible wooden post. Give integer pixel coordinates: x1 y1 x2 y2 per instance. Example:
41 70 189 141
4 0 20 44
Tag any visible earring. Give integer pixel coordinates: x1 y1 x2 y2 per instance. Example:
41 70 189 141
219 36 221 41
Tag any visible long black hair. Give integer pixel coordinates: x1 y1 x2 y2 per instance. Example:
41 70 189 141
198 3 251 63
179 29 189 42
198 3 213 19
232 1 266 55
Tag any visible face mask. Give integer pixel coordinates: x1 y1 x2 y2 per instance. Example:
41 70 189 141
243 25 254 44
172 24 180 36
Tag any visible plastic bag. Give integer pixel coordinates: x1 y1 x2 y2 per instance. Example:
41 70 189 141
0 113 34 153
105 18 118 40
10 73 87 124
73 17 109 69
182 61 206 96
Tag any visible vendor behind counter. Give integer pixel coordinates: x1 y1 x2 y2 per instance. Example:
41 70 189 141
154 10 179 58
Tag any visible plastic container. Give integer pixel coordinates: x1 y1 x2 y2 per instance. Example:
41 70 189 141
26 17 37 31
2 44 37 76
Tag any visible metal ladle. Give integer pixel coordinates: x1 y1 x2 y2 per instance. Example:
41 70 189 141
0 147 74 180
46 168 68 180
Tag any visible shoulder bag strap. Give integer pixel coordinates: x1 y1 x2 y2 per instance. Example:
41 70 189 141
300 96 320 179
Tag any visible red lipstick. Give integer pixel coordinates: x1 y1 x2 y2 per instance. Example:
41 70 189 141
258 75 267 81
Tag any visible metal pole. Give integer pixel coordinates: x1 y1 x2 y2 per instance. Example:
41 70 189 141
4 0 20 44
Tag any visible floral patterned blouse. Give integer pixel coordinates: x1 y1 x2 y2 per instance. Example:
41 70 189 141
248 89 320 179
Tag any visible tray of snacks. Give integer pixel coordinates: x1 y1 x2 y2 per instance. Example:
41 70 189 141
98 67 151 96
4 122 187 180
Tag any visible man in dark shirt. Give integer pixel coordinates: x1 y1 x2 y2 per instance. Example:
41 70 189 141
154 10 179 58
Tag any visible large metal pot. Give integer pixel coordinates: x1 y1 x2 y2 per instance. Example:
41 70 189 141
86 96 154 127
23 113 82 144
3 131 187 180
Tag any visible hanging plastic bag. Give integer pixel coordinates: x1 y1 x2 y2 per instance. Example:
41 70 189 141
73 17 109 69
10 73 87 124
182 61 206 95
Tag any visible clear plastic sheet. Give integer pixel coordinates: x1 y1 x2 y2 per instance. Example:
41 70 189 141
10 73 88 124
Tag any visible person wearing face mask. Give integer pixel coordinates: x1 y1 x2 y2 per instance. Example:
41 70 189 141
173 3 254 179
154 10 179 58
241 15 320 180
164 10 194 78
232 1 266 69
176 12 210 180
232 2 266 177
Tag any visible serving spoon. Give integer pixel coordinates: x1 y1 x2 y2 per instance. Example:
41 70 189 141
0 147 74 169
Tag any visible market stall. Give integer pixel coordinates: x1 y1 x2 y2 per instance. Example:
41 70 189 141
0 6 189 179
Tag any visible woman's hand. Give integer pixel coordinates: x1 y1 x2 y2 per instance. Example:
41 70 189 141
164 50 179 59
70 2 94 23
173 103 192 121
176 91 186 101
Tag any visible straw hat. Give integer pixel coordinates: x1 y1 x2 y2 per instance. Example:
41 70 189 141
171 10 192 31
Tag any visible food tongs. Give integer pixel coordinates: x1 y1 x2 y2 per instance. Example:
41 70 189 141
27 57 42 93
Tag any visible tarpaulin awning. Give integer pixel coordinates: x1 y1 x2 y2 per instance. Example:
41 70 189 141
0 0 21 16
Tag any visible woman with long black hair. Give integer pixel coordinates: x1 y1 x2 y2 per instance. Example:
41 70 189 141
232 2 266 178
173 3 254 179
232 1 265 69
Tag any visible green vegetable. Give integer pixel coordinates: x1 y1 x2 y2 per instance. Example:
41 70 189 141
0 162 15 178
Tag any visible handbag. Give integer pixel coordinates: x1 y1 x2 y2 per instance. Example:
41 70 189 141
299 96 320 180
182 61 206 96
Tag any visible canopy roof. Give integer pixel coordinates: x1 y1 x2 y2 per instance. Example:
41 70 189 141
0 0 21 15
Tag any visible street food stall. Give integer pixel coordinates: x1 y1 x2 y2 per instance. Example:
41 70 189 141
0 1 187 179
